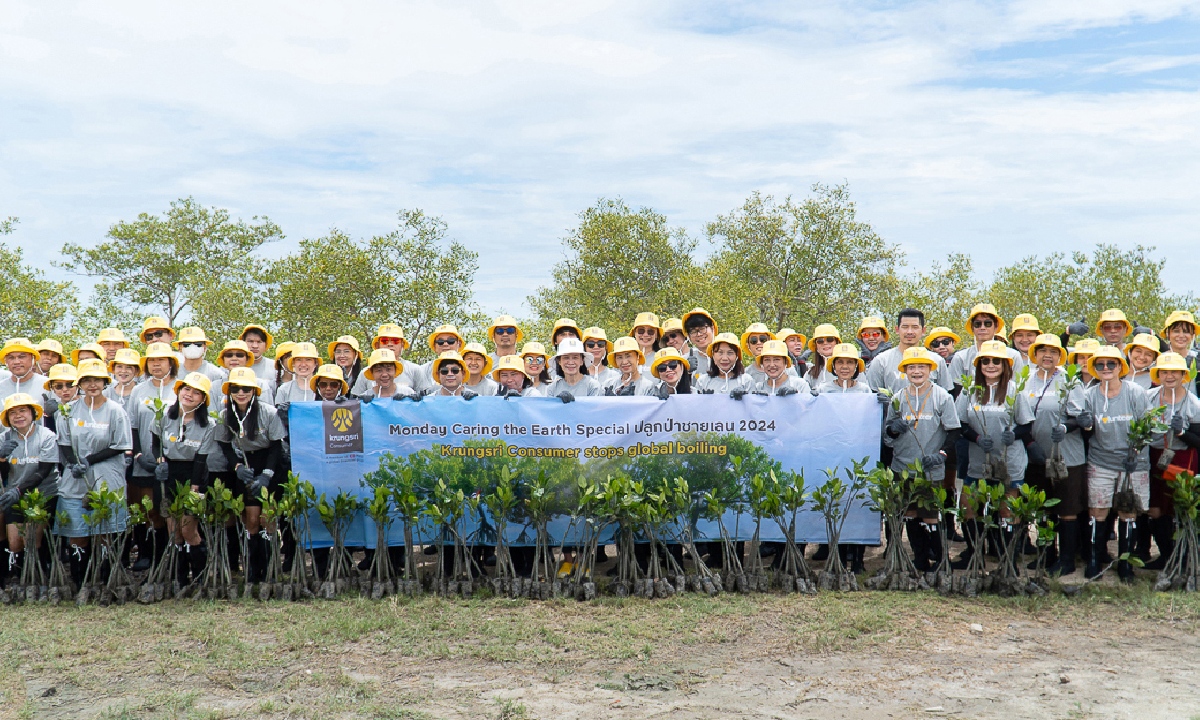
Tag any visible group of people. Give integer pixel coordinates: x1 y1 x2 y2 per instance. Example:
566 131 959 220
0 304 1196 587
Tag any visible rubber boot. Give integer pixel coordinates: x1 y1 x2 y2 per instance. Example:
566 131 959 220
1047 519 1077 576
131 524 152 571
812 544 830 562
907 519 931 572
945 511 964 542
925 522 943 571
247 534 267 584
1084 517 1103 579
986 526 1003 558
312 547 330 581
69 544 90 588
1135 512 1152 563
1099 515 1115 564
951 519 979 570
1144 516 1175 570
226 526 242 573
190 543 208 584
1117 518 1135 583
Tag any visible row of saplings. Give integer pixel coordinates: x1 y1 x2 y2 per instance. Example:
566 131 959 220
4 455 1199 606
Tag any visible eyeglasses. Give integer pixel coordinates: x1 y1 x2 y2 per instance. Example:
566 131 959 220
524 356 546 365
434 338 458 347
317 380 342 389
861 330 883 339
747 335 771 345
687 326 711 336
634 327 658 336
493 327 517 336
815 337 836 344
438 365 462 375
50 382 71 391
972 318 996 329
1094 360 1121 371
658 360 682 372
978 357 1005 366
224 352 248 359
929 338 954 348
584 340 606 349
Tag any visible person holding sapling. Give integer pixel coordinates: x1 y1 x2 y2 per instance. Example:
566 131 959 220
741 323 781 384
239 324 278 399
683 307 718 374
1094 308 1133 353
952 341 1035 567
149 372 217 585
41 364 78 434
519 342 551 396
648 347 694 397
694 332 755 395
629 312 662 376
1077 345 1153 581
35 339 65 375
866 310 954 394
1161 311 1199 394
1143 352 1200 570
883 347 961 571
1023 334 1088 575
310 364 349 402
460 343 498 396
492 355 541 397
1068 339 1101 388
583 327 619 388
0 393 59 587
104 347 146 568
54 359 133 587
174 327 224 387
130 343 179 413
948 304 1023 394
216 367 286 583
545 339 602 401
814 343 871 394
604 337 656 396
358 349 414 402
854 316 892 365
0 338 47 403
776 328 808 377
1008 314 1041 369
804 325 841 388
95 327 130 364
752 340 811 396
1124 333 1160 390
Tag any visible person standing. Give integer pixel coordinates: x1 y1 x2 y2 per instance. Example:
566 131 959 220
174 327 224 386
0 394 59 588
1094 309 1133 352
486 315 523 367
865 310 954 394
1143 353 1200 570
545 339 603 401
0 338 47 403
239 324 278 400
694 333 755 395
948 304 1022 392
583 328 619 388
855 317 892 365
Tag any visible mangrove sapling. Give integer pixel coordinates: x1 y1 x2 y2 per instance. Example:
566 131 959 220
700 488 742 593
1154 470 1200 592
565 475 604 600
640 480 687 598
390 465 426 596
1114 406 1168 515
280 472 318 600
664 477 720 595
955 479 1005 597
996 485 1058 596
362 485 396 599
865 465 925 591
1047 365 1083 481
144 482 195 601
767 469 814 594
482 466 523 597
78 482 133 606
255 488 286 600
811 462 869 592
14 489 50 602
316 490 359 599
34 503 72 603
915 473 955 593
114 496 154 603
427 479 479 597
196 479 245 599
744 470 773 591
522 470 560 598
602 474 644 597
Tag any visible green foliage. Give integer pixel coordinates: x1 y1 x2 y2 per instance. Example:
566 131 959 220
83 482 124 527
1170 471 1200 524
317 490 362 533
1129 406 1169 451
16 488 51 525
0 217 78 338
198 479 245 525
279 472 317 521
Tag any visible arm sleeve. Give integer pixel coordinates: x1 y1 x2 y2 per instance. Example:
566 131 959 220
151 434 162 460
220 441 239 468
264 439 282 476
1178 428 1200 451
60 445 78 465
17 462 56 493
191 454 208 489
1014 421 1033 442
85 447 124 465
940 427 961 454
961 425 980 443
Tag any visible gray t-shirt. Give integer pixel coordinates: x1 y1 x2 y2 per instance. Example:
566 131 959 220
754 376 813 395
248 356 278 400
865 345 954 393
693 372 755 394
1126 369 1153 390
545 376 604 398
1149 387 1200 452
1024 370 1088 468
813 378 873 395
129 379 177 430
1083 380 1152 472
464 377 499 396
214 402 287 456
0 371 48 404
275 379 317 404
55 398 133 499
154 412 219 462
2 425 59 497
956 382 1036 482
885 383 961 482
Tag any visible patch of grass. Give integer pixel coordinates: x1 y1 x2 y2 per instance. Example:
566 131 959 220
494 698 530 720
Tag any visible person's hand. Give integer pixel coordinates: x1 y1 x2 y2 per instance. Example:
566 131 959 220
359 394 374 404
275 402 290 416
0 438 19 459
154 461 170 483
656 382 671 400
136 454 158 472
1075 410 1094 430
1051 424 1067 443
1171 413 1186 436
558 392 575 404
1123 453 1138 474
978 435 995 453
333 395 347 404
875 392 890 405
124 453 134 468
885 416 911 437
617 384 637 397
250 474 270 496
410 392 424 403
730 389 747 401
697 388 715 395
1026 442 1046 465
776 386 798 397
70 461 88 478
0 487 20 511
1001 427 1016 446
1067 319 1089 337
920 453 945 470
604 386 615 396
236 465 256 485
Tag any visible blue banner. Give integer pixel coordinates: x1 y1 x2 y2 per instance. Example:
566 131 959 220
289 394 882 547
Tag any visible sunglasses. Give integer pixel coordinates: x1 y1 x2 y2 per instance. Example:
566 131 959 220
50 382 72 391
524 356 546 364
493 327 517 336
1094 360 1121 371
815 337 836 344
979 357 1005 366
146 330 171 339
438 365 463 375
663 332 683 343
635 327 658 336
861 330 884 339
747 335 771 345
972 318 996 329
317 380 342 389
658 360 682 372
224 352 248 359
584 340 606 349
181 342 206 349
929 337 954 348
231 386 256 394
434 338 459 347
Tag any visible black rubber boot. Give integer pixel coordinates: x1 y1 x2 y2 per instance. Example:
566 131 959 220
1135 512 1152 563
190 543 208 584
812 544 830 562
1117 518 1135 583
131 524 152 571
1144 516 1175 571
69 544 90 588
906 519 931 572
986 526 1003 558
226 526 242 573
951 519 979 570
1047 519 1077 576
945 511 964 542
312 547 330 581
925 522 943 571
247 534 267 584
1084 517 1103 579
848 545 866 573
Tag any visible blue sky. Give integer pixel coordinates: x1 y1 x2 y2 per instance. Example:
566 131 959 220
2 0 1198 319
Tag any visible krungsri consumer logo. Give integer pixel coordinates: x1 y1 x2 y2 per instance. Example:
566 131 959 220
331 407 354 432
323 402 364 454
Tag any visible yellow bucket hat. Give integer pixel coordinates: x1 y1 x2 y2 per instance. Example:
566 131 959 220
629 312 662 337
1009 314 1041 335
1028 334 1066 365
607 336 645 366
1087 345 1129 378
491 355 530 382
1127 333 1161 358
807 324 841 352
1 393 44 427
461 342 495 377
309 364 349 394
487 315 524 344
222 366 262 397
924 327 961 350
140 316 173 342
857 317 890 341
520 341 548 359
239 324 275 350
1067 338 1102 366
35 338 65 362
274 341 298 366
740 323 776 354
96 328 130 347
1151 352 1190 385
682 307 718 334
965 304 1005 337
43 363 78 390
754 340 793 368
583 327 614 354
426 325 464 352
1094 308 1132 338
173 372 213 401
362 348 401 381
973 340 1012 367
825 342 865 373
659 319 684 338
650 347 687 378
1162 310 1200 337
706 332 743 359
139 342 179 375
217 340 253 369
372 323 410 351
432 350 467 380
285 342 322 372
0 337 38 364
172 326 210 349
776 328 807 348
108 347 142 372
70 342 105 366
551 318 583 341
327 335 362 362
73 359 111 385
897 347 937 372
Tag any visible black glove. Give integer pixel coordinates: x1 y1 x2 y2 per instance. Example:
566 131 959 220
558 392 575 404
656 383 671 400
334 395 347 404
1026 442 1046 466
250 473 270 496
70 461 89 478
1171 413 1186 435
617 384 636 397
0 486 19 511
359 394 374 404
875 392 889 405
776 386 798 397
276 402 290 416
0 438 18 459
410 392 424 402
920 453 945 469
1050 424 1067 444
1123 453 1138 474
978 435 995 453
124 453 134 468
604 386 615 396
236 465 256 485
1075 410 1094 429
698 388 715 395
136 454 158 472
463 390 478 400
730 389 747 401
154 461 170 483
885 416 911 438
1001 427 1016 446
1066 319 1088 337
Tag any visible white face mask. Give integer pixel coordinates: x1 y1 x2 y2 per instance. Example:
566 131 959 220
182 345 206 360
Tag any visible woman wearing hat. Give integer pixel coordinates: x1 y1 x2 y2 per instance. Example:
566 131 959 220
493 356 540 397
1143 352 1200 570
776 329 808 377
54 359 133 587
140 317 175 347
96 328 130 364
418 325 465 392
272 341 297 389
217 367 286 583
583 328 619 388
741 323 777 385
487 315 524 367
520 342 552 395
275 342 322 404
925 327 959 365
1077 346 1152 581
150 372 218 585
239 324 278 399
660 318 706 376
629 313 662 374
0 394 59 587
174 327 224 386
694 333 755 395
0 338 47 402
1008 315 1041 368
130 343 179 415
948 304 1022 391
35 339 65 375
70 343 104 366
752 340 811 396
42 364 79 434
327 336 364 397
1068 339 1101 387
311 364 350 402
1022 334 1088 575
605 337 655 396
103 347 149 568
461 343 498 396
104 348 143 419
813 343 870 394
648 347 694 397
855 317 892 365
1162 311 1199 393
351 324 419 396
884 348 962 571
1125 333 1160 389
426 352 480 398
545 339 602 401
804 325 841 387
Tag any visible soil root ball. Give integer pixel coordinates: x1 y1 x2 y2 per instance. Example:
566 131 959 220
583 582 597 601
48 586 62 605
613 581 630 597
